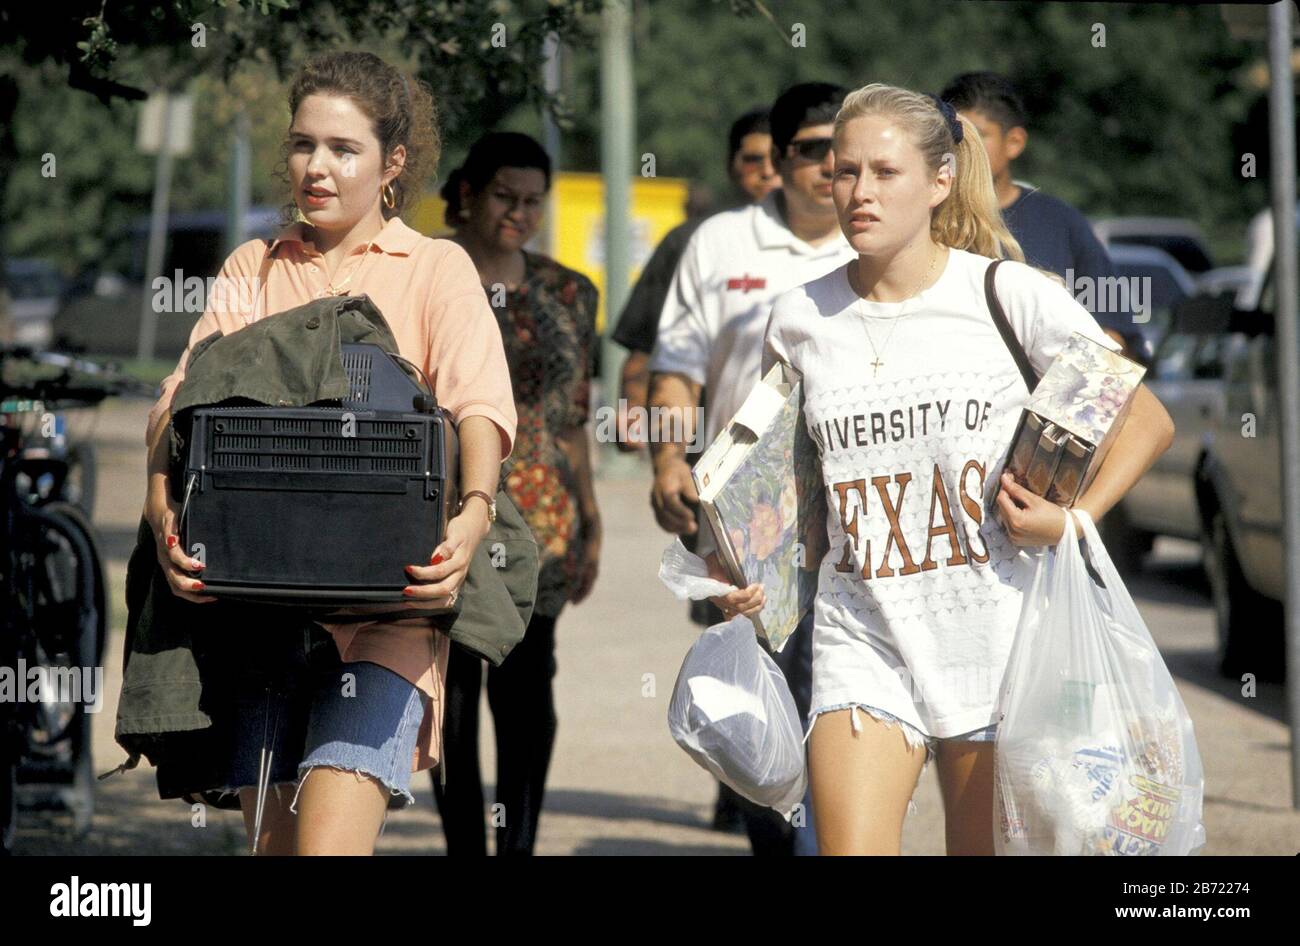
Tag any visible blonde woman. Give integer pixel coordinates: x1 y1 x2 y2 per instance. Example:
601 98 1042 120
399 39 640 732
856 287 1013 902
713 83 1174 855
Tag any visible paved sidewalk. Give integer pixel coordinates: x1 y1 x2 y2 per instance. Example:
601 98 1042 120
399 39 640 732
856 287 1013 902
10 399 1298 854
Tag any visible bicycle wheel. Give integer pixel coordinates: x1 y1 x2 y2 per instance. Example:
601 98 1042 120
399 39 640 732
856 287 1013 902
1 633 17 855
39 501 107 668
0 755 14 855
13 501 105 837
62 443 97 521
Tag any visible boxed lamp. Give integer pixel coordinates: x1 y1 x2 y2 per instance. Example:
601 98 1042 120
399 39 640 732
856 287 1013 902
1004 332 1146 506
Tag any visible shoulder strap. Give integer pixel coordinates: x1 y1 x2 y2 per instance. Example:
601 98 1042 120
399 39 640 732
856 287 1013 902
984 259 1040 393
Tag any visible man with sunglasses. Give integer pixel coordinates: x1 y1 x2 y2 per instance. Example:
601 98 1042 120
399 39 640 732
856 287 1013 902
648 82 856 856
612 108 781 453
611 107 780 837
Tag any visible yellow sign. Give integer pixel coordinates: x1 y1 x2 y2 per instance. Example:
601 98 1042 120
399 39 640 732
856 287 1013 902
551 172 689 332
409 192 452 239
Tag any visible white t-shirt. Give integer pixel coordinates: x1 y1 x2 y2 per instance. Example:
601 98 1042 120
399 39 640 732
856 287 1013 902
762 247 1124 738
649 191 857 555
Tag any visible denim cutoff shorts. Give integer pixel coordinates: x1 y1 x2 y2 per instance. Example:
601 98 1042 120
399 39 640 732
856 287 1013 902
805 701 999 778
213 625 427 815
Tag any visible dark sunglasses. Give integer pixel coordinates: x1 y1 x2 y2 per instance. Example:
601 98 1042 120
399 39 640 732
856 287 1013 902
737 152 770 166
787 137 833 162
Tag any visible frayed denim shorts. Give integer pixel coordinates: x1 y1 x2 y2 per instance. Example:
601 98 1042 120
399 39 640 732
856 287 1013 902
805 701 998 778
213 630 427 816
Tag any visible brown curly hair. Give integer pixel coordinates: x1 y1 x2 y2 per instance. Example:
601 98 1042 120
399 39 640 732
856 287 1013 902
274 51 441 227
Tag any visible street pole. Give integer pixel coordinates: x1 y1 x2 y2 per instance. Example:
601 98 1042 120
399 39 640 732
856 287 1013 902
1266 0 1300 809
136 91 175 364
224 107 251 257
600 0 637 475
542 32 562 259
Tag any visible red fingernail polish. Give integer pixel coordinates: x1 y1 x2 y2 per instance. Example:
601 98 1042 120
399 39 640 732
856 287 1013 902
193 580 205 591
166 535 177 549
430 554 444 565
403 587 414 596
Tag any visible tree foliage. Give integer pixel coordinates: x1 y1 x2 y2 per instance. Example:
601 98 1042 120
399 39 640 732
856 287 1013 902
565 1 1267 262
0 1 1280 273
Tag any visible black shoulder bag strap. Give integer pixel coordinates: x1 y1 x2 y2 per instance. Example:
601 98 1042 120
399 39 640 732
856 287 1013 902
984 259 1040 394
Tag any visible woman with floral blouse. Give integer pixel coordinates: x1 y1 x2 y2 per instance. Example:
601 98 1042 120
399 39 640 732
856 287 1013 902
432 131 601 855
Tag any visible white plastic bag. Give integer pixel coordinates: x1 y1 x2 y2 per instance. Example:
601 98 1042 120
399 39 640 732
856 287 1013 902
667 616 808 816
994 509 1206 856
660 539 807 816
658 536 738 601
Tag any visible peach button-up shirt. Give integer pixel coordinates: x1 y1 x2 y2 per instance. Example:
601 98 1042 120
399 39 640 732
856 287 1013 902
145 214 518 774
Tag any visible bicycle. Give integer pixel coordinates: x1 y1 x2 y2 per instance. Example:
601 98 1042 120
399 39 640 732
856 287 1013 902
1 345 149 853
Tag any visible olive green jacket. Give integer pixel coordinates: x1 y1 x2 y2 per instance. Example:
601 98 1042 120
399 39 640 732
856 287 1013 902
107 293 537 801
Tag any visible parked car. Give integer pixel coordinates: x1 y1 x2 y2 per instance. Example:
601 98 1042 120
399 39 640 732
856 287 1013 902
1195 265 1253 302
1113 225 1287 679
1092 216 1216 275
2 258 67 348
52 206 283 359
1194 250 1289 679
1103 243 1199 368
1107 290 1232 572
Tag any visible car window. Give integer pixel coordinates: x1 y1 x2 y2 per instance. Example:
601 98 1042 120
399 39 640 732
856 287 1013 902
1112 262 1187 313
4 264 63 301
1110 235 1213 274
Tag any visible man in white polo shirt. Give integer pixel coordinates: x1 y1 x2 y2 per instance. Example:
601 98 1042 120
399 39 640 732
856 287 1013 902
648 82 857 856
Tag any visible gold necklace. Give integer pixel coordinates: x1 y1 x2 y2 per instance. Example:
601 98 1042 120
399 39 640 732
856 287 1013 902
853 245 939 379
322 238 377 296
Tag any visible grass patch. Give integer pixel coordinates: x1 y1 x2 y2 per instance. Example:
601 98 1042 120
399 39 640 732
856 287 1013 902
88 357 174 388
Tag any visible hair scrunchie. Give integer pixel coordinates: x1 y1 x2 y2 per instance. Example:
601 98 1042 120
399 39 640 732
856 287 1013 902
927 93 964 145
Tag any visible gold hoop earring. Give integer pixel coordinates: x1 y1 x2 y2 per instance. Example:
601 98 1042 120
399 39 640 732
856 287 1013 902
382 183 396 209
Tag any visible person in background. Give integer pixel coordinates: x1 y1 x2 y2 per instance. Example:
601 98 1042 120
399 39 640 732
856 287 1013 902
611 107 781 452
648 83 858 855
684 180 719 220
433 131 601 855
941 71 1137 352
610 105 782 834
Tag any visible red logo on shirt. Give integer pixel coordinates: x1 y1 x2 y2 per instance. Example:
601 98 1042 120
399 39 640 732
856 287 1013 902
726 274 767 293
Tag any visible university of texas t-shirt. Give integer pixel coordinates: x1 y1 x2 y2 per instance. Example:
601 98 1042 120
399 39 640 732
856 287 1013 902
762 247 1124 738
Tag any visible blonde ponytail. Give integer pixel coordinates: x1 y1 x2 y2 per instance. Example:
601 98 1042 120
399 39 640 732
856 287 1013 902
933 113 1024 260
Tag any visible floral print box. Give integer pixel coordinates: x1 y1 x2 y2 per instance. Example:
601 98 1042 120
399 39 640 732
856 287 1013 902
693 362 828 653
1005 332 1147 506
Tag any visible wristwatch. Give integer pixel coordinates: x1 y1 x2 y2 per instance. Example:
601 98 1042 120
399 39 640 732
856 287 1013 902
459 489 497 523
